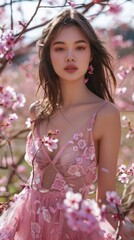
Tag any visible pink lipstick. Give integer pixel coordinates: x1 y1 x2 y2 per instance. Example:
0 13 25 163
64 64 78 73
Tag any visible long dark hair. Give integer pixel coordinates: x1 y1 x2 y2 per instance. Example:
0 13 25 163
37 9 116 118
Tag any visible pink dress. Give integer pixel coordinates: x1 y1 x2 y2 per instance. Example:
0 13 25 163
0 103 116 240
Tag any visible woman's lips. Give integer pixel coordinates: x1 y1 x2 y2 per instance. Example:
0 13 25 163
64 64 78 73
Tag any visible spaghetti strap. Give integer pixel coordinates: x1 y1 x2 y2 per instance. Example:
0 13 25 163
94 101 109 118
89 101 109 130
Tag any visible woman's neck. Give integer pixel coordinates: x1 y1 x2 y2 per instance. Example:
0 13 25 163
60 79 92 109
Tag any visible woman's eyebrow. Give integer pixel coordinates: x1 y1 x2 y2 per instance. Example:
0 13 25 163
52 40 87 46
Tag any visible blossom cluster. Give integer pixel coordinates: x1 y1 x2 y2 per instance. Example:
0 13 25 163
64 191 121 237
0 29 15 62
0 85 26 130
118 163 134 184
38 129 59 152
112 35 133 50
116 66 131 82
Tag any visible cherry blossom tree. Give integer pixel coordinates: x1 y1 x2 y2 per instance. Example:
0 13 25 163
0 0 134 237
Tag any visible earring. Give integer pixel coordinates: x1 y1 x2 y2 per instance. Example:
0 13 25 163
88 64 94 75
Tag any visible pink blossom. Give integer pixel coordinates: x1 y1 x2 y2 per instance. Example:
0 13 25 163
80 199 101 219
3 29 15 50
1 86 16 108
109 4 122 14
5 50 15 62
121 116 128 128
9 113 18 121
111 35 123 48
65 208 79 231
0 29 15 62
68 1 75 8
16 165 27 174
64 191 102 234
118 173 129 184
118 164 127 173
106 191 121 207
44 136 58 152
116 66 130 80
25 117 32 128
127 163 134 176
0 186 6 192
116 87 127 95
126 129 134 139
13 93 26 109
64 191 82 210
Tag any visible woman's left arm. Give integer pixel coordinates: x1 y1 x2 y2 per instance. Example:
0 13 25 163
96 103 121 204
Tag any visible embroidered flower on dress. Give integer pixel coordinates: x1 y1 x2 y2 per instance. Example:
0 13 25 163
73 133 79 140
31 222 41 240
52 173 65 191
83 145 95 160
73 146 78 152
76 157 83 164
67 164 85 176
41 207 51 223
79 132 83 137
78 139 86 149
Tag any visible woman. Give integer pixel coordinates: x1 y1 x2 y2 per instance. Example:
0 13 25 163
0 9 122 240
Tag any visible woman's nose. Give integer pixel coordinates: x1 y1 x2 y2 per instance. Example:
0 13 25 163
65 50 75 62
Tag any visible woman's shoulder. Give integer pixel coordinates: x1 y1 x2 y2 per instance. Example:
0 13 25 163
29 100 48 121
98 100 120 118
29 101 39 120
95 100 121 130
94 100 121 140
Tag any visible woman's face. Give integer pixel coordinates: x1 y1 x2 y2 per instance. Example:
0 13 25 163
50 25 92 83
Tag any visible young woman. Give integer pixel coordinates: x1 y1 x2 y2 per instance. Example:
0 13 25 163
0 9 123 240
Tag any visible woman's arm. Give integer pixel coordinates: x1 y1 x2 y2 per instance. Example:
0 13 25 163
96 103 121 202
94 103 121 228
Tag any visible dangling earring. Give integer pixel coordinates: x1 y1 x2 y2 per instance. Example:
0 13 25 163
88 64 94 75
84 63 94 84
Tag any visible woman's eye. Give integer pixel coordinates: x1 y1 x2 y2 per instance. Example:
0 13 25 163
55 47 64 52
76 46 85 50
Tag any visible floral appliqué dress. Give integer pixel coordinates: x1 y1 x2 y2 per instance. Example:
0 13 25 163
0 105 115 240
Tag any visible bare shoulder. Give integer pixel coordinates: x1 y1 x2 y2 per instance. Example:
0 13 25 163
94 101 121 139
98 101 120 119
29 101 39 120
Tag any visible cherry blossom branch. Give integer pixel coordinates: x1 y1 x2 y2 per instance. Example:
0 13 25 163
14 0 42 43
10 0 14 30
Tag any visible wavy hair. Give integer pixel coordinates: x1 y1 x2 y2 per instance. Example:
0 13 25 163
37 9 116 118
